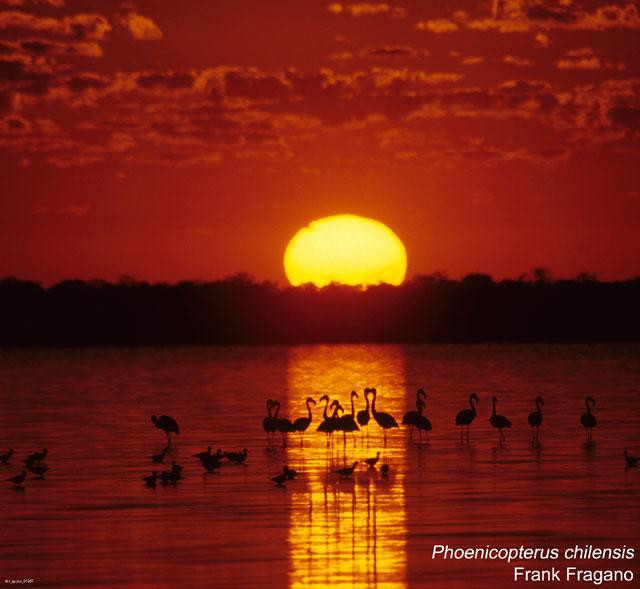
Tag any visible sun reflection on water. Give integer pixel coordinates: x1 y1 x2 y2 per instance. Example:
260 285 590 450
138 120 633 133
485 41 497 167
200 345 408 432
285 345 408 589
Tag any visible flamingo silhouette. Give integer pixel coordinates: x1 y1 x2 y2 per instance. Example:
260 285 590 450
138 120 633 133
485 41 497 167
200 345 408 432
580 396 596 442
262 400 277 445
150 446 169 464
455 392 479 442
291 397 316 443
528 396 544 444
414 399 432 444
356 388 372 441
490 396 512 445
338 391 360 444
317 396 339 443
402 389 427 440
370 388 398 444
273 400 293 446
151 415 180 446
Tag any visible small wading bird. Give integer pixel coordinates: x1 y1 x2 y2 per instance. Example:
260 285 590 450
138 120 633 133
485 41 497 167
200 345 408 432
193 446 212 461
272 469 287 487
580 396 597 443
150 446 169 464
334 461 358 478
370 388 398 444
284 465 299 480
528 396 544 444
624 450 638 469
151 414 180 446
7 470 26 487
489 396 512 445
143 471 158 487
0 448 13 465
291 397 316 443
338 391 360 444
201 454 222 473
24 448 47 466
402 389 427 440
262 400 277 445
364 452 380 469
225 448 248 464
456 393 479 442
26 463 48 478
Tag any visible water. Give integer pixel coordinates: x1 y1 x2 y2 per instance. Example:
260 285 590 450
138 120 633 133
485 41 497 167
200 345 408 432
0 344 639 588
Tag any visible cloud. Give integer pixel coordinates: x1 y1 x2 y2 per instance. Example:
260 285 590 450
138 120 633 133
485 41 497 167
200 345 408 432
0 11 111 39
503 55 534 66
416 19 459 33
327 3 405 18
118 12 162 41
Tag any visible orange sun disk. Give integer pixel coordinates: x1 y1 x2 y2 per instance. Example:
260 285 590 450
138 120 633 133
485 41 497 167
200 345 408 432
284 214 407 288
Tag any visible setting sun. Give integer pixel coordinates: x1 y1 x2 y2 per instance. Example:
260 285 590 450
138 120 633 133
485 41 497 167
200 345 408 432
284 214 407 287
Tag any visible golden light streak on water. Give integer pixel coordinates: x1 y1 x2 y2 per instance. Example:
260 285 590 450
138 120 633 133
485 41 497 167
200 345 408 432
285 345 408 589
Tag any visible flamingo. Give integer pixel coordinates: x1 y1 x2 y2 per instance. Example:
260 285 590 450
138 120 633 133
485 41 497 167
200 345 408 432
291 397 316 443
0 449 13 465
624 450 638 469
7 471 26 486
370 388 399 444
364 451 380 468
338 391 360 444
151 415 180 446
528 396 544 444
262 400 277 445
402 389 427 440
414 399 432 444
580 396 596 442
273 401 293 446
334 461 358 477
489 396 512 445
317 397 339 443
455 392 479 442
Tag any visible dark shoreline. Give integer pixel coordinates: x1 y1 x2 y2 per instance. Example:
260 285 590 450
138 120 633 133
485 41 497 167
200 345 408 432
2 273 639 346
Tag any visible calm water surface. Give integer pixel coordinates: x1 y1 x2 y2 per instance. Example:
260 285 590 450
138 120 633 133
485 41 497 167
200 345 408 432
0 344 639 588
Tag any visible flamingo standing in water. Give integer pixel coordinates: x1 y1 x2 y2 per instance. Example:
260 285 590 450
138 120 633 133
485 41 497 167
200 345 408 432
414 399 432 444
291 397 316 444
528 396 544 444
262 400 277 445
273 400 293 446
455 393 479 442
402 389 427 440
316 396 335 443
580 396 597 443
338 391 360 444
356 389 371 440
489 396 512 445
151 415 180 446
370 388 398 444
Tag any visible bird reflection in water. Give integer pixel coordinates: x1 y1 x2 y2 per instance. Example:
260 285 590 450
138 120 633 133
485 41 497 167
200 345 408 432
285 345 408 588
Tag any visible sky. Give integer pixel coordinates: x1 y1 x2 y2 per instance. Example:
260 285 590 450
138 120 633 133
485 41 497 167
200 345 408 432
1 0 639 285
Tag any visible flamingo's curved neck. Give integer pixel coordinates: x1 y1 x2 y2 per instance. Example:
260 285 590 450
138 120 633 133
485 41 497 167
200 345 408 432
491 398 497 417
350 394 356 416
469 396 477 415
306 400 313 422
371 391 378 415
322 398 329 419
536 399 542 414
273 402 280 418
586 398 592 413
267 402 272 418
364 393 370 412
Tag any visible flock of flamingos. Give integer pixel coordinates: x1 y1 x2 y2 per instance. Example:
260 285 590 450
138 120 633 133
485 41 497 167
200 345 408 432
4 388 638 489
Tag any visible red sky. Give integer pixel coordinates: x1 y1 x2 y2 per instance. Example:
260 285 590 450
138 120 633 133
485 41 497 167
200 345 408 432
1 0 639 284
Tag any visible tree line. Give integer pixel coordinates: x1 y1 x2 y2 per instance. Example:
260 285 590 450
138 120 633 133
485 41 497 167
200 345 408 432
1 271 639 346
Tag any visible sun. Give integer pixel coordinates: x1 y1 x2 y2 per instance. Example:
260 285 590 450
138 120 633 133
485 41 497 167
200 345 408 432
284 214 407 287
